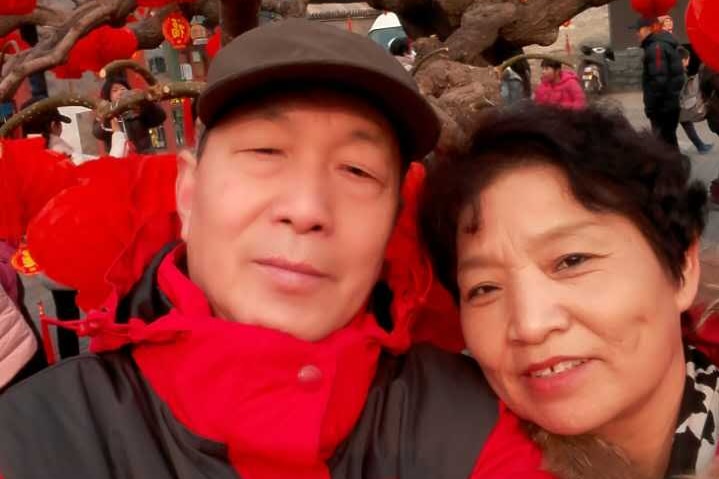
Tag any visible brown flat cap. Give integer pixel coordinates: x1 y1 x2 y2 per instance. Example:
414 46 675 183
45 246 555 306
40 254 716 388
197 19 440 161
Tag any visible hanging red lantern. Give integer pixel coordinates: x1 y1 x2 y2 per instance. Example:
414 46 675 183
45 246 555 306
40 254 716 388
689 0 719 51
52 26 138 79
631 0 676 18
0 0 36 15
162 12 192 49
686 1 719 71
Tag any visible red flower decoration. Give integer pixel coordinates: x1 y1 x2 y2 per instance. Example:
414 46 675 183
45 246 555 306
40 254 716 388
52 26 138 79
27 155 180 311
631 0 676 17
0 138 77 243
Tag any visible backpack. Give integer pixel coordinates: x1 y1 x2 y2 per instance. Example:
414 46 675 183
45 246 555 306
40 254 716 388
680 74 707 123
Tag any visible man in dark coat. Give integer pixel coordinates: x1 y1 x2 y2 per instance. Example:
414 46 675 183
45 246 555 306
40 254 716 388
633 17 685 149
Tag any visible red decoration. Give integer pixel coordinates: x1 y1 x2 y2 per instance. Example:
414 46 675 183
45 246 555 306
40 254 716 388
0 0 36 15
0 31 30 54
162 13 191 49
10 244 41 275
26 155 180 311
0 138 77 244
631 0 676 17
52 26 138 79
686 0 719 71
206 27 222 59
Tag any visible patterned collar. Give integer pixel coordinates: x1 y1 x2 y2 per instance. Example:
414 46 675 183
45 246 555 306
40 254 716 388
666 345 719 477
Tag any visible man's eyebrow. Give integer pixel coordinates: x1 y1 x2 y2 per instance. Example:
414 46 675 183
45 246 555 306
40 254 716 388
457 220 602 273
348 129 385 145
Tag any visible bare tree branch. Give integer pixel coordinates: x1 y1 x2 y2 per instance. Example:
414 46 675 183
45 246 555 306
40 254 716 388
100 60 159 85
127 3 178 50
0 80 205 138
0 94 99 137
0 0 137 101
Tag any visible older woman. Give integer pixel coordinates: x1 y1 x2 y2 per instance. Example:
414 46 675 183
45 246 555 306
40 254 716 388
419 105 714 479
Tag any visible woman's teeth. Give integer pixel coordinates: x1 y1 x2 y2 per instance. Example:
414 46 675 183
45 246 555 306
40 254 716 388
530 359 587 378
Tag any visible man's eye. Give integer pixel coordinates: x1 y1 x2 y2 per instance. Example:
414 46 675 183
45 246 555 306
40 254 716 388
555 253 591 271
343 165 374 179
251 148 282 156
465 284 500 302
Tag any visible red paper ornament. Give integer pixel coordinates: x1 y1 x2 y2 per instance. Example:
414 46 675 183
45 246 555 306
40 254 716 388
686 1 719 71
162 12 192 49
206 27 222 59
0 0 36 15
52 26 138 79
631 0 677 17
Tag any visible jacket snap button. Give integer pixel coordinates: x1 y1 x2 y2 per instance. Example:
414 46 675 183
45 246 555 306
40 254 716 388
297 364 323 389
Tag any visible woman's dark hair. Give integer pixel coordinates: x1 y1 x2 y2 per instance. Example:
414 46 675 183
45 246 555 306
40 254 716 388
100 77 131 101
540 59 563 70
419 105 707 302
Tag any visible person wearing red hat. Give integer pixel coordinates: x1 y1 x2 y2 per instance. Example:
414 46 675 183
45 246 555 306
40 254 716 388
0 19 550 479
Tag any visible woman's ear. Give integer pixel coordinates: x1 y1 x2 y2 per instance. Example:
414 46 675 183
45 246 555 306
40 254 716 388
176 149 198 242
676 239 701 312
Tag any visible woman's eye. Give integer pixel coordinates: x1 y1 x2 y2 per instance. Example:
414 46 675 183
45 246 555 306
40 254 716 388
465 284 500 301
555 253 591 271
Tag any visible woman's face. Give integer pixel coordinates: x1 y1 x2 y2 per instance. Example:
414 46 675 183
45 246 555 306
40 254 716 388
457 164 699 437
109 83 129 103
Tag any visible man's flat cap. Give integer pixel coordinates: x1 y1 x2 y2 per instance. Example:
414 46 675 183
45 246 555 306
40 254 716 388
197 19 440 161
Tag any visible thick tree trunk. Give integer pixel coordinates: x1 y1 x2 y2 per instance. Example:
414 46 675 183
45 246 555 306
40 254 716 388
0 0 614 149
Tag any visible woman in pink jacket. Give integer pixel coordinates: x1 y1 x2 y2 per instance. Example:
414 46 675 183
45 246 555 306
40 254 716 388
534 59 587 110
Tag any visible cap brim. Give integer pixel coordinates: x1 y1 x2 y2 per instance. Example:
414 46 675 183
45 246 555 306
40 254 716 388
198 62 440 162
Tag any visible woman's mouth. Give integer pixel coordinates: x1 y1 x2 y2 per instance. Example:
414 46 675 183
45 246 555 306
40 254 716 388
527 358 589 378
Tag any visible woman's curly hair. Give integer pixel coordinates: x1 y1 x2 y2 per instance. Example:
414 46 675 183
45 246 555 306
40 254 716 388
419 104 708 303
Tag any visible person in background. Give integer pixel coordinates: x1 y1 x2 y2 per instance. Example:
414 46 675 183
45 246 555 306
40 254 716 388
20 97 81 163
633 16 684 150
389 36 414 71
533 59 586 110
93 77 166 155
677 46 713 154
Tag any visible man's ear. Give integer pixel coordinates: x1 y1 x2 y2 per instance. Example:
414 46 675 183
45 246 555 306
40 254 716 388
176 149 198 242
676 239 701 312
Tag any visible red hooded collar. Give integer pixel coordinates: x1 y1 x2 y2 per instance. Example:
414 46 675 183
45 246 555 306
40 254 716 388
114 244 392 479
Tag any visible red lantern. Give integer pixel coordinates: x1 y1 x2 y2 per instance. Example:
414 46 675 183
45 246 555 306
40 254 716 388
162 12 191 49
631 0 676 17
52 26 138 79
686 1 719 71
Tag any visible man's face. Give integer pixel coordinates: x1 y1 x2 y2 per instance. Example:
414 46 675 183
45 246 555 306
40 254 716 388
176 91 402 341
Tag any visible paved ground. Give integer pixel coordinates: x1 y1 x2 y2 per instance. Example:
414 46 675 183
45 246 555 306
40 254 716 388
19 90 719 347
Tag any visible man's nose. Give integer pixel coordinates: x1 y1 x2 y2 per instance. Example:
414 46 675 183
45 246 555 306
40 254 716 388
272 170 334 235
506 275 570 345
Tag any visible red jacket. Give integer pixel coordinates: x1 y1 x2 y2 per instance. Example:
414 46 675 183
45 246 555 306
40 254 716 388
534 71 587 110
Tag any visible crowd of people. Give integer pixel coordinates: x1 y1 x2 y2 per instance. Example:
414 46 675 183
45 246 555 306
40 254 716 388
2 14 719 479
